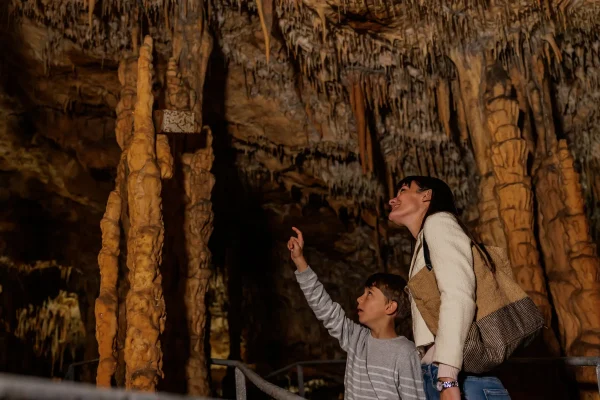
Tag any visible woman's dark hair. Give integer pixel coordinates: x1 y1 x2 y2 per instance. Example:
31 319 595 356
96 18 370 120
396 176 488 254
396 176 459 225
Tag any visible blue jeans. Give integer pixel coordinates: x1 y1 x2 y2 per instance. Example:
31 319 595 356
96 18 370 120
421 364 511 400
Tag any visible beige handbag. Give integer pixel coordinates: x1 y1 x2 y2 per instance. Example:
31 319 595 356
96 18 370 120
407 239 544 373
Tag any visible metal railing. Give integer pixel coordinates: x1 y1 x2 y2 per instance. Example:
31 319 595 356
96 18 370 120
11 356 599 400
0 372 221 400
211 359 304 400
264 357 600 397
265 359 346 398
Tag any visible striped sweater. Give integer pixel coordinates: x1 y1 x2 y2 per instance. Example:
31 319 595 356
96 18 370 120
296 267 426 400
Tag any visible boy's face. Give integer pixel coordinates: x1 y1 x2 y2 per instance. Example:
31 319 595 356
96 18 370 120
356 285 395 327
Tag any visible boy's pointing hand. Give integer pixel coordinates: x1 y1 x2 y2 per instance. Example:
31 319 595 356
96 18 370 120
288 227 308 271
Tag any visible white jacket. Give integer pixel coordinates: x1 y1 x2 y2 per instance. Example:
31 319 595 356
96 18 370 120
408 212 476 377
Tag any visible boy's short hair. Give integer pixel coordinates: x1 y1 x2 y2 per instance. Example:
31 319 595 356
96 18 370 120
365 273 410 319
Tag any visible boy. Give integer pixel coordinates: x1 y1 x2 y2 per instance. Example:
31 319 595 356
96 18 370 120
288 227 426 400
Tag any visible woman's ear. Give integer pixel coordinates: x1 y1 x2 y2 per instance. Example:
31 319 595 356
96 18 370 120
422 189 432 202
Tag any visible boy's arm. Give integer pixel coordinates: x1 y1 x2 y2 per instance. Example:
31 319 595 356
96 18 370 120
295 266 365 352
396 348 427 400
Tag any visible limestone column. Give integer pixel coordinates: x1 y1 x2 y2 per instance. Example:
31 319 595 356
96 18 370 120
95 56 137 387
529 55 600 396
450 50 506 247
483 64 556 348
124 36 167 391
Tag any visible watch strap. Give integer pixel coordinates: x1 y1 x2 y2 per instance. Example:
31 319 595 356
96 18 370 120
437 380 459 392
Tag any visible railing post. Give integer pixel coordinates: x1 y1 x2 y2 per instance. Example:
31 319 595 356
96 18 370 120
235 367 247 400
596 364 600 395
297 365 304 397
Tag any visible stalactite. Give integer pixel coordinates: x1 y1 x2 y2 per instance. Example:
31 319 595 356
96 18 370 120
366 125 374 174
450 49 506 247
451 78 469 142
508 66 536 156
88 0 95 28
256 0 273 63
181 129 215 396
15 290 85 375
484 64 557 352
173 3 213 130
436 78 452 139
124 36 166 392
349 79 368 175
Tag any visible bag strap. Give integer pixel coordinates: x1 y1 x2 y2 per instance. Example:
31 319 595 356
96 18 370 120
422 233 496 274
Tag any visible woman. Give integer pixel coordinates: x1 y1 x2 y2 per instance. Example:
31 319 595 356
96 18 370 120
388 176 510 400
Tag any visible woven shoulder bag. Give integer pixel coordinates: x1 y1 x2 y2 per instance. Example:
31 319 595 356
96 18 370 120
407 238 544 373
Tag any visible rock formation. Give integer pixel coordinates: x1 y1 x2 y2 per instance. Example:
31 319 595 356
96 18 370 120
484 64 557 349
95 190 121 386
124 36 167 391
95 55 138 387
536 140 600 391
181 135 215 396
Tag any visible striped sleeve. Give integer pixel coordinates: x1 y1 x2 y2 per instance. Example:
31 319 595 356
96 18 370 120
396 349 426 400
295 267 365 352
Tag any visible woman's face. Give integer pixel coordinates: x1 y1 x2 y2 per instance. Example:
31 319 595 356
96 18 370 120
388 182 428 225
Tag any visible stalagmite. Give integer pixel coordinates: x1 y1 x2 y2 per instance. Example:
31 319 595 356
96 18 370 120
124 36 166 392
450 50 506 247
484 64 555 346
95 190 121 387
181 129 215 396
95 56 137 387
156 135 174 180
116 56 139 387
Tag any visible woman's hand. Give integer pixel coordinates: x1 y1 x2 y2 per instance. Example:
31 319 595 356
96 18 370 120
288 227 308 271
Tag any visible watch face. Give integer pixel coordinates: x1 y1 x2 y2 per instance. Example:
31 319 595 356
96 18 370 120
436 381 458 391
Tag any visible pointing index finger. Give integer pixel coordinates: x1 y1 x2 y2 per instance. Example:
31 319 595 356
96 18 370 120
291 227 303 242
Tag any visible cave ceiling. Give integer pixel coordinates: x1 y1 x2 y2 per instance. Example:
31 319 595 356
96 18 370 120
2 0 600 256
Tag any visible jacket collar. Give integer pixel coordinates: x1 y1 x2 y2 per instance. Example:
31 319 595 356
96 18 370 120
408 230 425 278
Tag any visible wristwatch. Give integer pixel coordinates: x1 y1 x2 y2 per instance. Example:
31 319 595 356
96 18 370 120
436 380 459 392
